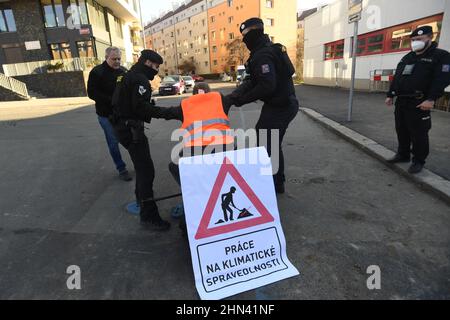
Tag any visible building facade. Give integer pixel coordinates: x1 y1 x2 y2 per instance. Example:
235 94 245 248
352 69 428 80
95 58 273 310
303 0 450 90
145 0 298 75
0 0 144 71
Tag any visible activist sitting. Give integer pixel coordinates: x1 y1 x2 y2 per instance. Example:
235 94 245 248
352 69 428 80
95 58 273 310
152 82 235 234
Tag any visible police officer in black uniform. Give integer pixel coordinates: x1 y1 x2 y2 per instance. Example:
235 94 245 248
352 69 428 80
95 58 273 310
386 26 450 174
227 18 299 193
111 50 170 231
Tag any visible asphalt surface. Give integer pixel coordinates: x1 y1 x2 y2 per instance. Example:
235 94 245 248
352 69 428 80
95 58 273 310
0 93 449 299
292 84 450 180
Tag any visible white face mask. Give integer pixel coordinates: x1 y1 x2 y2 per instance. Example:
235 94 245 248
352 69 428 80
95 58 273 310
411 40 426 52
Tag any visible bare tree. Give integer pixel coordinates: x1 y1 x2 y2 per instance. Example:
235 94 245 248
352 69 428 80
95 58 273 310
178 58 196 75
226 37 249 68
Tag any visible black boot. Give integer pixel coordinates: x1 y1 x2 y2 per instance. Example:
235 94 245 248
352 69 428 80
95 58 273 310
408 162 424 174
387 154 410 163
140 201 171 231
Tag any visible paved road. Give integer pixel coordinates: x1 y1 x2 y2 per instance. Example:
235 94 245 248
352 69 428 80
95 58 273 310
291 84 450 180
0 94 449 299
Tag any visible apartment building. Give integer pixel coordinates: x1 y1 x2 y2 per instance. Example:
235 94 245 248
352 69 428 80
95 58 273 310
0 0 144 71
145 0 297 75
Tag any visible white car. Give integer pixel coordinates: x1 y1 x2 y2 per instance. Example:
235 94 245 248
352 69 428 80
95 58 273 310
182 76 195 92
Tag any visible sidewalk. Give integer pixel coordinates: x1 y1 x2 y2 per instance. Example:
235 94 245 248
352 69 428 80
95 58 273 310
295 85 450 180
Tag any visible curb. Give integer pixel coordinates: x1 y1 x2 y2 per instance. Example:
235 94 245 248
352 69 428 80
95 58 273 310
300 107 450 206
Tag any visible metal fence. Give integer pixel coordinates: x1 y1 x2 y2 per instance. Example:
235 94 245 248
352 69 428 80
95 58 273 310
2 57 100 77
0 72 29 98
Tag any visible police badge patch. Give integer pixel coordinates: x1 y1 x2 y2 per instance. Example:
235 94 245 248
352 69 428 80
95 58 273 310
262 64 270 74
442 65 450 73
138 85 146 95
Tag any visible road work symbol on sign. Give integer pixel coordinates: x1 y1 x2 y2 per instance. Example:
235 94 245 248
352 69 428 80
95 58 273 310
179 147 299 300
195 157 274 240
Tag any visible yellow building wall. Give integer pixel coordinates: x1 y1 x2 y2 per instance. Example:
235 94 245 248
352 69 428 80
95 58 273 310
259 0 298 67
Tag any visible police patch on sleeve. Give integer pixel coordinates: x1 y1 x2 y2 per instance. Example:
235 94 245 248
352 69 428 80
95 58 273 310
442 64 450 73
261 64 270 74
138 85 147 95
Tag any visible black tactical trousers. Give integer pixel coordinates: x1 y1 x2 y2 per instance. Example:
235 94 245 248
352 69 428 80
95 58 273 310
395 99 432 165
113 121 158 222
256 95 299 187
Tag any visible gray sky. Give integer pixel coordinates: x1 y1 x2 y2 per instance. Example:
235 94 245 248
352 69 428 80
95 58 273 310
140 0 335 25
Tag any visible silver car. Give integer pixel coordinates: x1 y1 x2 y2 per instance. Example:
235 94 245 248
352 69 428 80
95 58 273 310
182 76 195 92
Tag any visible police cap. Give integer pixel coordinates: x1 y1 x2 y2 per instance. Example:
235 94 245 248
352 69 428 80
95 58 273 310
139 49 163 64
410 26 433 38
239 17 264 35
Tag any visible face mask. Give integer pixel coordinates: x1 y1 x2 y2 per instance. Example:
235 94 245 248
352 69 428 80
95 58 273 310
411 40 428 52
143 64 158 80
243 29 264 51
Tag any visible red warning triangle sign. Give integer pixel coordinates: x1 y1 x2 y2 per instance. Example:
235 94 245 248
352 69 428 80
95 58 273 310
195 157 274 240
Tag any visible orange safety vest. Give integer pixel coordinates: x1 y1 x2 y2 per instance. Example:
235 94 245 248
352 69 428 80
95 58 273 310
181 92 234 147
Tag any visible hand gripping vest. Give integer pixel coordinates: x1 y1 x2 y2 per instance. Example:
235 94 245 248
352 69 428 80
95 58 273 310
181 92 234 147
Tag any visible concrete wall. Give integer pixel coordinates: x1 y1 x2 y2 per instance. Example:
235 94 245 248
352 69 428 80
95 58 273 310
14 71 88 98
303 0 448 89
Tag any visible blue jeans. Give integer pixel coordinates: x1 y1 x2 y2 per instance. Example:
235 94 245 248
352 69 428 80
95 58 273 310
97 116 126 173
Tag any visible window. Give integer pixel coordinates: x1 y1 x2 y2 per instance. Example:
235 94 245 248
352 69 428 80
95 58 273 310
353 14 443 56
204 48 207 54
229 32 234 40
227 0 233 7
190 43 193 49
77 40 95 57
324 39 344 60
211 31 216 40
50 42 72 59
113 16 123 38
205 61 208 66
228 16 233 24
90 0 106 29
211 16 215 23
202 19 205 26
189 30 192 36
69 0 89 25
213 60 217 65
213 45 217 53
188 17 191 23
0 9 16 32
265 18 274 26
41 0 66 28
266 0 273 8
203 34 207 40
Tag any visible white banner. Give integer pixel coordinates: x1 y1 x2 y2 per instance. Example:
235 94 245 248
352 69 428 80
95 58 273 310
179 147 299 300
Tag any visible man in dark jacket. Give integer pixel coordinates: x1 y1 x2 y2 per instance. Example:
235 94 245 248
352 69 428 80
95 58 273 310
385 26 450 174
226 18 299 194
87 46 131 181
111 50 170 231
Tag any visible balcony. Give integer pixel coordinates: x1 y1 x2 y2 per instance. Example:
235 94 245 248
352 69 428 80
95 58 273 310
94 0 140 22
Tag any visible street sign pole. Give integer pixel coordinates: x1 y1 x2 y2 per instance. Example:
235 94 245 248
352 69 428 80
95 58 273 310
348 20 359 122
347 0 362 122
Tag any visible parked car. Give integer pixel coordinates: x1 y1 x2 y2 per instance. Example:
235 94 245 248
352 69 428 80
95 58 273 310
158 75 186 96
182 76 195 92
236 71 249 87
192 74 205 82
221 73 232 82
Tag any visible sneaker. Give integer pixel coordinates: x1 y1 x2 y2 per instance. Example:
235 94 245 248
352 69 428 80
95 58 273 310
387 154 410 164
408 162 424 174
119 170 132 181
140 219 171 231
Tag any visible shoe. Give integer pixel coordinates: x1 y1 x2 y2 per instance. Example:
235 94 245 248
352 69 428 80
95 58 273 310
119 170 132 181
387 154 410 164
275 183 285 194
408 162 424 174
140 218 171 231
